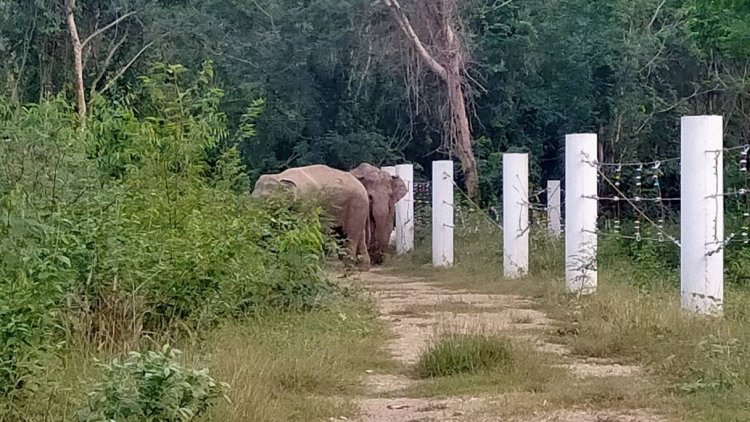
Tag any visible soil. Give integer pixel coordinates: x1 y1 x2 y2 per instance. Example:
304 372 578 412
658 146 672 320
345 267 666 422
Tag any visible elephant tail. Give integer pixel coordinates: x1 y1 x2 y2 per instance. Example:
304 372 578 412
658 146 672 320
365 212 372 248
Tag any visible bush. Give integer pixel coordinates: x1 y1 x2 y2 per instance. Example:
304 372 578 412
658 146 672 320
0 61 334 413
415 334 514 378
78 345 229 421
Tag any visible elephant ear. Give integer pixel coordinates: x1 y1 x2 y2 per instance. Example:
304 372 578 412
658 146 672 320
390 176 408 204
278 179 296 189
351 163 379 188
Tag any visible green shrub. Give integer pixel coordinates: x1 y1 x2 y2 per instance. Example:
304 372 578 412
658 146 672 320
0 61 335 412
77 345 229 421
415 333 514 378
0 97 90 415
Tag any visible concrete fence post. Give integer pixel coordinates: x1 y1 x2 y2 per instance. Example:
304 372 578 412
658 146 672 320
547 180 562 236
565 134 598 295
395 164 414 254
432 161 454 267
503 153 529 278
681 115 724 316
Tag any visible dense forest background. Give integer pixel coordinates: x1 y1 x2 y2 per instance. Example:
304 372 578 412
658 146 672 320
2 0 750 201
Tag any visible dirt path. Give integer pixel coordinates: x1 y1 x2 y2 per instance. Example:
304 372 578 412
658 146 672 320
349 267 666 422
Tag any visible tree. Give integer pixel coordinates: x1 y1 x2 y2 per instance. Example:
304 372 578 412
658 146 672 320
382 0 479 198
64 0 141 125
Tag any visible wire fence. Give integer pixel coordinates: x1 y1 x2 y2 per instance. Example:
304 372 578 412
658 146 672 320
411 142 750 259
565 141 750 259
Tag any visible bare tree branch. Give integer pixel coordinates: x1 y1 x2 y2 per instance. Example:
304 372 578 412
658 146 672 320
82 11 136 48
249 0 275 30
216 51 260 69
648 0 668 29
89 34 128 100
382 0 448 81
98 42 154 96
65 0 86 125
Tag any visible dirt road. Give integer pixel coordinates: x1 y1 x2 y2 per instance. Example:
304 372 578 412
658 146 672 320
350 268 666 422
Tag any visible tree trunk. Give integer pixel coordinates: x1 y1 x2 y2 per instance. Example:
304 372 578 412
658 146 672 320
447 76 478 198
65 0 86 126
382 0 479 199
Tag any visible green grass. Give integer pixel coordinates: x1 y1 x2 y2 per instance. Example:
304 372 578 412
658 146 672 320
392 214 750 421
405 337 568 399
415 333 514 378
403 330 658 415
555 279 750 421
14 299 390 422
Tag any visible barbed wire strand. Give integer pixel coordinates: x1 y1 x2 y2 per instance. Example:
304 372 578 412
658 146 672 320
742 146 750 244
710 144 750 153
596 166 681 247
448 176 505 232
594 156 681 167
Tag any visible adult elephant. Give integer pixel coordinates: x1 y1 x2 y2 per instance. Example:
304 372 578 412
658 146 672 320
251 164 371 270
350 163 408 265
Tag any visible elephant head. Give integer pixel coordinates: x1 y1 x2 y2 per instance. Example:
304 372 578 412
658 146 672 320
250 174 297 199
351 163 408 264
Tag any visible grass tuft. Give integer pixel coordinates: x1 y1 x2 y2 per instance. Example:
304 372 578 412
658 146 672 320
415 333 513 378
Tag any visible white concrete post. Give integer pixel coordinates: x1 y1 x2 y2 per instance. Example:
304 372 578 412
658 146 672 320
565 134 598 295
381 166 396 176
381 166 397 249
547 180 562 236
681 116 724 316
432 161 454 267
395 164 414 254
503 153 529 278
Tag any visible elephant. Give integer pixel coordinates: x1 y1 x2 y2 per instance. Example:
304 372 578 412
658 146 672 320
350 163 408 264
251 164 371 270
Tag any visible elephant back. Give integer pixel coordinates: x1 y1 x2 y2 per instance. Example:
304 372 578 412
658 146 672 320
278 165 368 204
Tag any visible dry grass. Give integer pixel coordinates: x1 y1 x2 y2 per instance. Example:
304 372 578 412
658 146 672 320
390 301 508 316
16 299 390 422
391 217 750 421
196 300 392 421
551 279 750 421
482 375 671 419
510 312 535 324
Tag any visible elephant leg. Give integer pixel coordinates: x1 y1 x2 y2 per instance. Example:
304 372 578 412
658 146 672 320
356 228 370 271
343 235 359 269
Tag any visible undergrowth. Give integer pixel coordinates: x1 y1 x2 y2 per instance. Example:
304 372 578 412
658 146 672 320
15 299 388 421
0 62 341 418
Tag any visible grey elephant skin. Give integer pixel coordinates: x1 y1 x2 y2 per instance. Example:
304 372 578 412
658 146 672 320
251 164 371 270
350 163 408 264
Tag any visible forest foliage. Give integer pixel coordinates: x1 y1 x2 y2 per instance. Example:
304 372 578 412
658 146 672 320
2 0 750 418
2 0 750 194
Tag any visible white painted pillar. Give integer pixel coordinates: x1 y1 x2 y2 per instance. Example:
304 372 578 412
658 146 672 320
565 134 598 295
681 116 724 316
503 153 529 278
432 161 453 267
381 166 397 248
395 164 414 254
381 166 396 176
547 180 562 236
